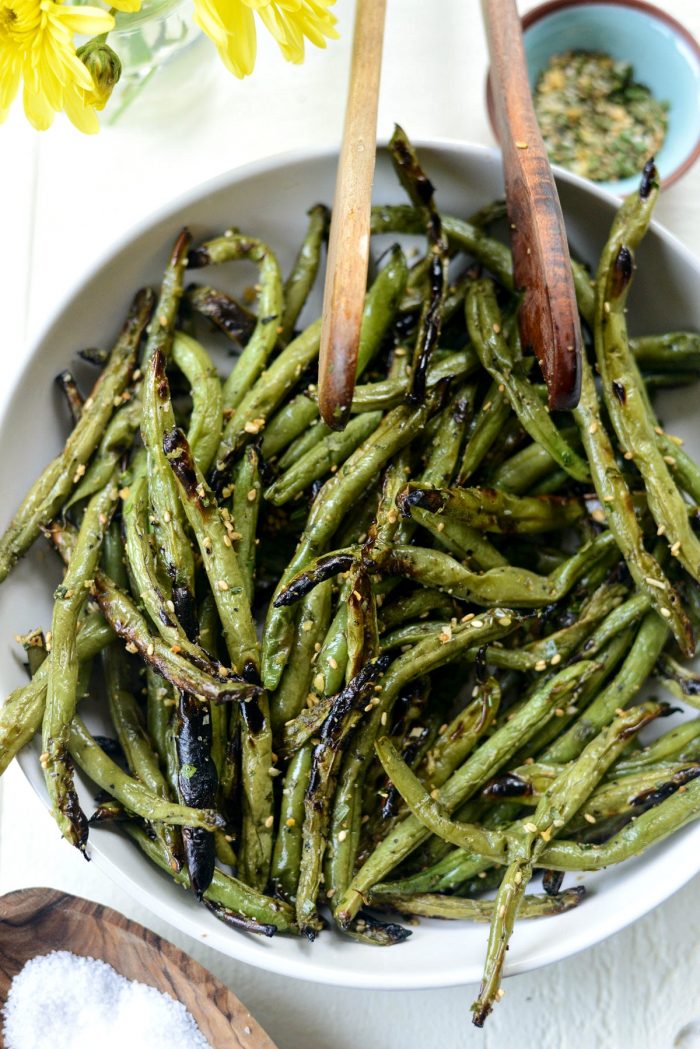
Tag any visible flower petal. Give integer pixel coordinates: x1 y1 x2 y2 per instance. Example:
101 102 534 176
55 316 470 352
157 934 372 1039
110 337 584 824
55 6 115 36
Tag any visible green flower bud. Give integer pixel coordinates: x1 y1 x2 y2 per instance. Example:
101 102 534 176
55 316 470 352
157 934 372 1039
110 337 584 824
77 39 122 111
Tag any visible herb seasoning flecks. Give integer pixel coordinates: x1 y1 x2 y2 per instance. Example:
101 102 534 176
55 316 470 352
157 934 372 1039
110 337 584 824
533 50 669 183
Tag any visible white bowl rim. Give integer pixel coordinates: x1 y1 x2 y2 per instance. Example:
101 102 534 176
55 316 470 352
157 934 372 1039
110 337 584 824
7 139 700 989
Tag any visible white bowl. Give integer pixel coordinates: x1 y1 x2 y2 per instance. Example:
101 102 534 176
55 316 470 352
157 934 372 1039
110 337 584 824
2 142 700 990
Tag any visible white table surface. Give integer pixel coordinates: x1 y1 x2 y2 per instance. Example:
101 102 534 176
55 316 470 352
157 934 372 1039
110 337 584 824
3 2 700 1046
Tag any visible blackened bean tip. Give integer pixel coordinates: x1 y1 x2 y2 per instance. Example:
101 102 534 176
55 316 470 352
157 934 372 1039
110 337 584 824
640 158 658 199
187 246 211 268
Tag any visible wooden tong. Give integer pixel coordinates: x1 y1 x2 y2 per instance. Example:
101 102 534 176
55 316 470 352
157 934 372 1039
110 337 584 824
318 0 387 430
482 0 582 410
318 0 582 429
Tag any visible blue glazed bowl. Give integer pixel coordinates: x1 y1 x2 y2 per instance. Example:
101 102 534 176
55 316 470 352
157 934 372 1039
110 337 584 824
487 0 700 196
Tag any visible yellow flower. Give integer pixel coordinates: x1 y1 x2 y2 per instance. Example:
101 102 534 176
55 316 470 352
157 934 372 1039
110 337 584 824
0 0 114 132
193 0 338 79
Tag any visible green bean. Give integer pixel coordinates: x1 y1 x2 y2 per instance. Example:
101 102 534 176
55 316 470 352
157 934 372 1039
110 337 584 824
277 419 331 472
659 435 700 505
145 668 173 778
336 661 594 926
69 716 223 831
615 720 700 773
593 164 700 584
42 476 118 850
232 445 262 603
163 427 258 675
373 887 585 922
264 398 435 691
349 348 479 413
631 331 700 371
123 823 296 932
142 349 197 631
0 615 112 776
656 653 700 710
383 531 615 607
389 126 448 400
399 484 585 534
280 204 330 343
466 279 590 482
260 393 319 460
172 331 223 474
456 380 511 485
573 350 692 653
188 232 283 412
66 395 142 510
370 205 514 289
473 703 657 1024
491 428 580 494
421 676 502 788
296 657 389 934
185 285 256 347
539 773 700 870
379 589 455 633
317 587 350 697
567 763 700 831
94 575 253 701
270 746 312 901
55 369 84 425
543 610 669 763
271 581 332 734
0 290 152 583
421 383 475 489
408 505 508 571
266 412 383 505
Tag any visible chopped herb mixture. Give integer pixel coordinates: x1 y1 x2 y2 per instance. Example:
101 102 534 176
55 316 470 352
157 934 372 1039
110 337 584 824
534 50 668 182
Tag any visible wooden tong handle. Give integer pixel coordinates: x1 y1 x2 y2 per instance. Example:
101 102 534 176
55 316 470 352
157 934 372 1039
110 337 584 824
482 0 582 410
318 0 387 430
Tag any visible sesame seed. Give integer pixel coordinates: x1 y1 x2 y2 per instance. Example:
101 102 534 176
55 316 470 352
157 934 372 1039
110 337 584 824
329 656 338 669
551 653 561 666
663 455 677 466
472 619 484 628
588 421 598 434
657 525 666 536
534 659 547 672
430 788 440 800
146 643 155 657
645 577 666 590
217 579 229 591
492 323 501 335
661 608 672 618
264 815 274 829
498 904 506 918
515 141 528 149
671 541 682 556
338 829 348 843
584 812 596 824
247 489 257 502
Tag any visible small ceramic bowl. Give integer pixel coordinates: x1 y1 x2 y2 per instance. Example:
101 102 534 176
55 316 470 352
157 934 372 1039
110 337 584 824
486 0 700 196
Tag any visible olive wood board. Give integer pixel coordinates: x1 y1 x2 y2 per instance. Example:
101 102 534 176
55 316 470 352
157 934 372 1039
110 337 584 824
0 887 278 1049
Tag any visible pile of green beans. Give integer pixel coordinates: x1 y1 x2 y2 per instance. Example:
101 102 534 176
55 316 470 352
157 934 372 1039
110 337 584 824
3 131 700 1024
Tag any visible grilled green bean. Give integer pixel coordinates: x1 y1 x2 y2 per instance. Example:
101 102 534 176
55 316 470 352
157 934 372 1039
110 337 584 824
42 476 118 850
0 290 152 581
188 232 283 412
280 204 330 343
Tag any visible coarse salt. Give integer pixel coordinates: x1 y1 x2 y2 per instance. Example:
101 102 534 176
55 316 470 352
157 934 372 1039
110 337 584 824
2 950 212 1049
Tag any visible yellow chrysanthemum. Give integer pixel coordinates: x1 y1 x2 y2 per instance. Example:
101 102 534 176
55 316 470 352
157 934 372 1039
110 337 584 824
0 0 114 132
193 0 338 79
